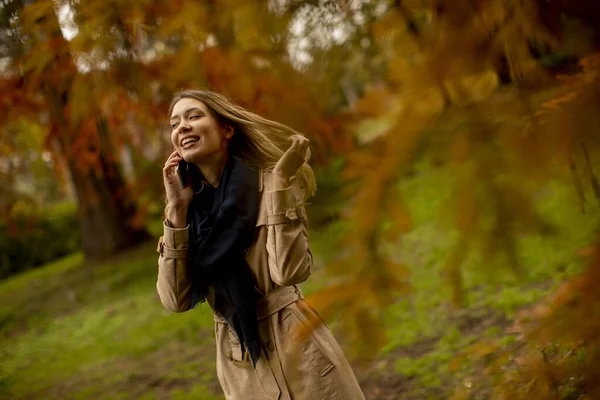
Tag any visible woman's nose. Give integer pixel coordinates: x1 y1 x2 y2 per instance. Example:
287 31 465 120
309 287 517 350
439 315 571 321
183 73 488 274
178 123 191 134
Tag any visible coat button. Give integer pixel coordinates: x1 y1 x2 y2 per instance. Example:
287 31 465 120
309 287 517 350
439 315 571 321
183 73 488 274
266 340 275 352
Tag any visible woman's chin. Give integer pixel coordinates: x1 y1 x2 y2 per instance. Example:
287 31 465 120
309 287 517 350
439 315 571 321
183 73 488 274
181 149 204 163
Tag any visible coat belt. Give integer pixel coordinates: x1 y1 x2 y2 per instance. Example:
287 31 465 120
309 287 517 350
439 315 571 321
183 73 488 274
213 285 303 323
257 285 303 320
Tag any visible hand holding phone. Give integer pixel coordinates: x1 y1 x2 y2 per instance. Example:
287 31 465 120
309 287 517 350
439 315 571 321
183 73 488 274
163 152 193 222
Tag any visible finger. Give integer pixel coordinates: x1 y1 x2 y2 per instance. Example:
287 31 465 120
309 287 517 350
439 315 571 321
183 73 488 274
293 139 308 158
291 134 303 144
289 136 300 151
168 153 182 164
164 159 180 169
297 137 309 153
294 135 307 147
165 151 181 165
164 157 179 168
163 161 180 175
165 156 180 167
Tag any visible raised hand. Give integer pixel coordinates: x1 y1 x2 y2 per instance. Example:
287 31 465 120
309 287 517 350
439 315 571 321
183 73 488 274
163 151 193 227
273 135 309 183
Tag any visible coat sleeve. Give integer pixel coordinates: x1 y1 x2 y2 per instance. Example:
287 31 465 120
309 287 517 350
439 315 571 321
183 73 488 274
156 221 194 313
264 176 313 287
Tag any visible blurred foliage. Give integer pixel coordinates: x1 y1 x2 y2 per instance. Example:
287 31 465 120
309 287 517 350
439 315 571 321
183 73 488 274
0 202 80 279
1 0 600 398
306 157 347 228
0 119 72 220
301 0 600 367
0 0 356 258
454 239 600 400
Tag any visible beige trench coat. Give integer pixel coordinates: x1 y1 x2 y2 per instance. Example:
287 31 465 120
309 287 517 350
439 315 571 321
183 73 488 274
156 169 366 400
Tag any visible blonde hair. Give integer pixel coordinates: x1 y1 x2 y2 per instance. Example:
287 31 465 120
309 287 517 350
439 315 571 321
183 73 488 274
168 90 316 199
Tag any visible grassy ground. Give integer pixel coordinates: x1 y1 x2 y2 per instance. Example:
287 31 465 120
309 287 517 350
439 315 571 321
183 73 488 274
311 166 599 399
1 167 598 400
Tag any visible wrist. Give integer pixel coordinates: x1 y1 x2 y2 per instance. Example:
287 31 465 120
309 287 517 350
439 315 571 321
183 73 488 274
271 173 290 190
166 206 187 228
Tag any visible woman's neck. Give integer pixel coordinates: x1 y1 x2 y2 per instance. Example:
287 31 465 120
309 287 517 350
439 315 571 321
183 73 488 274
194 152 229 188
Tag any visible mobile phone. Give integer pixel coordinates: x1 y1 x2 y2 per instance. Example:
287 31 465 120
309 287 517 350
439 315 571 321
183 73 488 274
176 159 188 188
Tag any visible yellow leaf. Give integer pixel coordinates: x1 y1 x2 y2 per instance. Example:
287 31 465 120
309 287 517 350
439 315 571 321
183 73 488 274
445 69 500 104
467 340 499 359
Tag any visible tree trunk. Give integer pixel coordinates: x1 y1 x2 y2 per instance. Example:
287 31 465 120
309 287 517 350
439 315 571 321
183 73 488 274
29 0 150 259
43 87 150 259
68 152 149 258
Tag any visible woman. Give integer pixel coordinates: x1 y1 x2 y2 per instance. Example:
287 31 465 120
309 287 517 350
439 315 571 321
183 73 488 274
156 90 365 400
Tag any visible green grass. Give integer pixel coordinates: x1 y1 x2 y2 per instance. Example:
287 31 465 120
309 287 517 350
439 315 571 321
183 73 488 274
1 165 598 399
374 167 598 398
0 239 221 400
312 166 599 398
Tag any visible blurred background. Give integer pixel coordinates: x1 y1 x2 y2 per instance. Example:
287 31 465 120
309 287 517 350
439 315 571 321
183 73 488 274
1 0 600 399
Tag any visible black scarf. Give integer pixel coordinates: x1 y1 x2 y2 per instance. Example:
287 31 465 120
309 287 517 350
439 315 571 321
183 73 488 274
186 157 261 366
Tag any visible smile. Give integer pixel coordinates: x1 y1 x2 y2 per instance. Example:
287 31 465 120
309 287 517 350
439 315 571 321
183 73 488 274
181 136 200 148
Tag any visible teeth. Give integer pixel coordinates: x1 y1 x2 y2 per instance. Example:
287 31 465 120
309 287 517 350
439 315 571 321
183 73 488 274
182 137 199 146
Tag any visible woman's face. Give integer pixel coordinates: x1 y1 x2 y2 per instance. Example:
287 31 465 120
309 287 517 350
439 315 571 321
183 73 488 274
169 98 232 163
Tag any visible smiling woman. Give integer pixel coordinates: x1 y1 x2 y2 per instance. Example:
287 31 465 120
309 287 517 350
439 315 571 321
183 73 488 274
168 99 232 185
156 90 365 400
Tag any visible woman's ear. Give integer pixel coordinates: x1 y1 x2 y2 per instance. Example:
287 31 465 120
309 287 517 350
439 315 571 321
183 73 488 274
223 125 234 140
